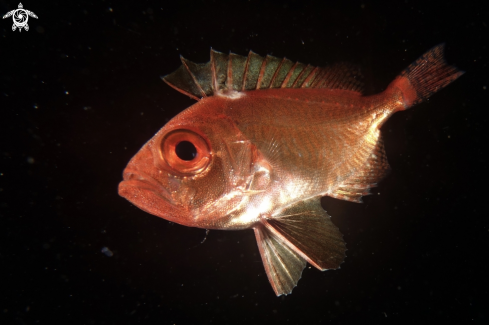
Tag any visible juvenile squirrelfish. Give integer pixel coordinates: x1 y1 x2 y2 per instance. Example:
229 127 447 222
118 44 463 296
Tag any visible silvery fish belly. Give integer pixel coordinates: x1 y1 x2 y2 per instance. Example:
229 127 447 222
118 45 463 296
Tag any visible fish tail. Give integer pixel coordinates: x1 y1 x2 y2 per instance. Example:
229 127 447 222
388 44 464 110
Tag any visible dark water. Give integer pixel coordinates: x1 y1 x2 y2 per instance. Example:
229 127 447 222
1 0 487 324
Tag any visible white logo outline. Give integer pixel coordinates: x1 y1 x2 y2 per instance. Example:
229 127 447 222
2 3 38 32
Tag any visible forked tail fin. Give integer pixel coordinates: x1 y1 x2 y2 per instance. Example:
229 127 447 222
389 44 464 109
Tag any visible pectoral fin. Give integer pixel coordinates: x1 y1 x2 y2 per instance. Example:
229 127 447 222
254 197 346 296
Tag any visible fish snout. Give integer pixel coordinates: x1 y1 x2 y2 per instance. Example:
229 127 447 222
118 168 192 225
119 169 173 203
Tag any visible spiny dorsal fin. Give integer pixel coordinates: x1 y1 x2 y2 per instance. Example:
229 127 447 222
162 49 364 100
330 136 391 203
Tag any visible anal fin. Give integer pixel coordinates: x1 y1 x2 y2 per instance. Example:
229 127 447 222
331 136 391 203
254 197 346 296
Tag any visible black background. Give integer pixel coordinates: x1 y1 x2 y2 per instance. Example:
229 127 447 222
1 0 487 324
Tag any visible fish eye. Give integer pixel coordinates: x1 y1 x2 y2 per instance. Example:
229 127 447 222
175 141 197 161
160 129 211 176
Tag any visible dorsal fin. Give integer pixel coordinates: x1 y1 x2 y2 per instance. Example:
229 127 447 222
162 49 365 100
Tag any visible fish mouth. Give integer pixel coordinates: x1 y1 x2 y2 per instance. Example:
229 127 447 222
118 169 174 205
119 169 194 226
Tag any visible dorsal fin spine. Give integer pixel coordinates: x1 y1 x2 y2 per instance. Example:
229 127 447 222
162 78 200 101
180 56 207 98
330 69 340 87
318 70 332 88
291 64 310 88
311 69 327 88
226 52 233 90
301 66 319 88
210 50 219 94
241 51 252 91
281 61 299 88
269 57 287 88
256 56 269 90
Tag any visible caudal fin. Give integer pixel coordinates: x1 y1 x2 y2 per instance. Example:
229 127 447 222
390 44 464 109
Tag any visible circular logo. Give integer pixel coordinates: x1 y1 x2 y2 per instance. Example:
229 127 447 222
13 10 28 27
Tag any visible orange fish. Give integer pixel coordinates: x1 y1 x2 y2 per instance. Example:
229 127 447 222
119 44 463 296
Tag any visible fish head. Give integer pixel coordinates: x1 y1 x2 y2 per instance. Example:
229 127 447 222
119 100 265 229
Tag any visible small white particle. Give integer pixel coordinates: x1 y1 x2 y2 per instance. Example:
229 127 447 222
101 247 114 257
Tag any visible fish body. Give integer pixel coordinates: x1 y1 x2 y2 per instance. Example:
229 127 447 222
119 45 463 295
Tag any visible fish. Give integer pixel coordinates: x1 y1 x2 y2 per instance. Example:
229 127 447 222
118 44 463 296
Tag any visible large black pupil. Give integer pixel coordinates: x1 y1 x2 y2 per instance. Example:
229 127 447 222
175 141 197 161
